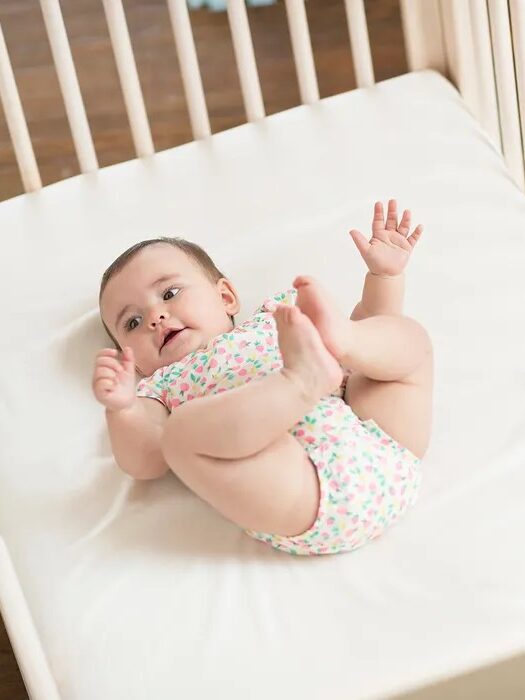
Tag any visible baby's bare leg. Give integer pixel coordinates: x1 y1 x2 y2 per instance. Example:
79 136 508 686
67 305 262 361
295 275 433 459
160 304 342 536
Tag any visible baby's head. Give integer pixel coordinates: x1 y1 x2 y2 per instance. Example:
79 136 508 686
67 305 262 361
99 237 240 378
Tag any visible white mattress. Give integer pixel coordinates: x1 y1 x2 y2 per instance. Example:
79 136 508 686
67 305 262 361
1 69 525 700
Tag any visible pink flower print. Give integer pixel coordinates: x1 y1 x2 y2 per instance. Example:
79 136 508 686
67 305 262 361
394 473 402 482
239 340 249 349
327 517 335 526
322 424 333 432
218 347 226 354
305 436 316 444
380 438 390 446
329 435 338 443
209 358 218 369
181 370 189 378
271 362 281 369
296 429 305 437
180 382 190 393
325 410 333 417
235 356 243 364
365 464 373 472
351 514 359 524
196 365 203 373
171 398 181 408
329 480 338 490
337 505 347 515
187 394 194 401
256 344 264 353
239 369 247 376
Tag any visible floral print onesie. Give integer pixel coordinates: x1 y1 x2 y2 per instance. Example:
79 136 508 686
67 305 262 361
136 289 423 556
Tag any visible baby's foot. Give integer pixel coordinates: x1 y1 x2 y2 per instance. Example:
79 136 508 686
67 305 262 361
293 275 350 362
273 303 343 402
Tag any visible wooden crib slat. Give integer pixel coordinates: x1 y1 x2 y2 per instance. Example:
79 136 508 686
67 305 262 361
226 0 265 122
442 0 480 122
399 0 446 75
469 0 501 152
509 0 525 171
487 0 525 190
439 0 458 84
39 0 99 173
0 23 42 193
343 0 374 88
283 0 319 104
166 0 211 140
101 0 155 158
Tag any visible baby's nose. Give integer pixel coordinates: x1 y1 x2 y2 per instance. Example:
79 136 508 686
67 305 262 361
148 308 167 326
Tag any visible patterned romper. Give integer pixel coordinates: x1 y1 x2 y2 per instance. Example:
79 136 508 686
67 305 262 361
136 289 423 556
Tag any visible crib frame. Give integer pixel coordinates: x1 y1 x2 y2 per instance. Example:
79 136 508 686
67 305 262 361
0 2 524 700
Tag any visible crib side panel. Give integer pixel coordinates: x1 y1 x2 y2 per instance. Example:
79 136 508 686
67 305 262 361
0 0 524 194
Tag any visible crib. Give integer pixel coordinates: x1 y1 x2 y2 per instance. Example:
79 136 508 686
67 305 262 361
1 1 525 699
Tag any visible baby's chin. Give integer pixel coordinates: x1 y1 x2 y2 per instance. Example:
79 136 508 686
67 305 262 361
139 333 213 376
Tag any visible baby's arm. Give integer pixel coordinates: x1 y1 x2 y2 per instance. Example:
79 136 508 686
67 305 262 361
350 272 404 320
106 398 170 480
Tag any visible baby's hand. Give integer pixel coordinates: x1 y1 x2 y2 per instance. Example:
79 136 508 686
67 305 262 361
92 346 137 413
349 199 424 277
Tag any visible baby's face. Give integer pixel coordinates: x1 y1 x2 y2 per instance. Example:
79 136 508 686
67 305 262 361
100 244 240 377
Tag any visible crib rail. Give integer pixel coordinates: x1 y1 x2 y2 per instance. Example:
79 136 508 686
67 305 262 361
0 537 62 700
0 0 524 193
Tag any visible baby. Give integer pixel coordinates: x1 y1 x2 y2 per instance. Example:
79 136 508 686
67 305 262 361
94 199 433 556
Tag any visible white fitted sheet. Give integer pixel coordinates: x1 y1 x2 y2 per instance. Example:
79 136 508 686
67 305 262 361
1 69 525 700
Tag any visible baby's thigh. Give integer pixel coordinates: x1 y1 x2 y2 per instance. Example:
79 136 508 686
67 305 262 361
343 348 434 460
166 432 320 536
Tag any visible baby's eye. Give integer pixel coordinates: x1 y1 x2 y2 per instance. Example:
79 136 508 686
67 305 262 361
125 287 180 332
163 287 180 301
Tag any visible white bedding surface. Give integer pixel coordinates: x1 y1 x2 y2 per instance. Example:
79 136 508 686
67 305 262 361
1 69 525 700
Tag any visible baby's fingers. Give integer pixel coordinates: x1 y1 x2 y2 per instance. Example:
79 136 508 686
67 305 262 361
97 356 124 374
119 346 135 370
349 228 370 259
407 224 424 247
397 209 411 236
372 201 385 235
95 365 119 384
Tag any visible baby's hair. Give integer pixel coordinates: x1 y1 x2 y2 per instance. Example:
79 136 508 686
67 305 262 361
99 236 234 351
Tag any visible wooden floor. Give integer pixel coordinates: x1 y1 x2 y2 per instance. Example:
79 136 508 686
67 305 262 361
0 1 405 697
0 0 407 202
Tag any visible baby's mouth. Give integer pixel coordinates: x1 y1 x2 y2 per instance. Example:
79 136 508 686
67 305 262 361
161 328 186 351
